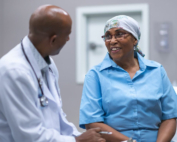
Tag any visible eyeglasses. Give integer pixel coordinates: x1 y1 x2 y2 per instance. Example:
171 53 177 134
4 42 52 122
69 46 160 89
101 32 130 42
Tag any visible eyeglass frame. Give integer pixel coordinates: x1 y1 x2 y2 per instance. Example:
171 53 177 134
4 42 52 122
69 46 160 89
101 30 131 42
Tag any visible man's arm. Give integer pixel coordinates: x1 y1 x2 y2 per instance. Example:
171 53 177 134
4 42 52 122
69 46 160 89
0 68 77 142
0 68 105 142
156 118 176 142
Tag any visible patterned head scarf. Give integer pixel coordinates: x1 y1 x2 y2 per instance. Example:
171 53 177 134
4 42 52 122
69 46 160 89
104 15 145 57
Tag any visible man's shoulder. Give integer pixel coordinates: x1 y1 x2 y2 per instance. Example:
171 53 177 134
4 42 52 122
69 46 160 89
0 44 31 75
1 43 21 61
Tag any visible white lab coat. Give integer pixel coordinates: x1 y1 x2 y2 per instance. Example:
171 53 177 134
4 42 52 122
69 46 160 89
0 36 80 142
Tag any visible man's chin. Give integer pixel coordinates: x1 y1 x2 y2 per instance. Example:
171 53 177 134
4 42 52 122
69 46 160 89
51 51 60 56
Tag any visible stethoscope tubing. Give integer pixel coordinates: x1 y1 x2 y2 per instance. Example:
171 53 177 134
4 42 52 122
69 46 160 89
21 40 48 107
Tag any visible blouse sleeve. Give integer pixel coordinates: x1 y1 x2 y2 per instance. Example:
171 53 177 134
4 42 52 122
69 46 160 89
161 66 177 120
79 70 105 129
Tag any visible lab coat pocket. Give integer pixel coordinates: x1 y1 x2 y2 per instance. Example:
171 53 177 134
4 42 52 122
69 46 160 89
36 90 60 130
39 99 60 130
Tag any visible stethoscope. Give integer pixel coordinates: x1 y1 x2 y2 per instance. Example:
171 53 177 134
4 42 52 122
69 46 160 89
21 41 49 107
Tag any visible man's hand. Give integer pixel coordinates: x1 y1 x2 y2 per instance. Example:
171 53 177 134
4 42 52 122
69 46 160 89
75 127 106 142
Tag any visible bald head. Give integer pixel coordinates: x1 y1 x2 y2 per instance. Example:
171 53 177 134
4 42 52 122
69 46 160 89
28 5 72 58
29 5 72 37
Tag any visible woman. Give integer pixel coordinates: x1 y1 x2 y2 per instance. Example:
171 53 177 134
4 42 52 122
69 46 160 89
79 15 177 142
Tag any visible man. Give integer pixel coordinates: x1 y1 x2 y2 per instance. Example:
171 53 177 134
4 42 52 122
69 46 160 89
0 5 105 142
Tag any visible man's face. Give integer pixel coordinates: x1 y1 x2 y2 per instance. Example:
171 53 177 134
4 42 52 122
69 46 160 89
49 16 72 56
50 25 71 56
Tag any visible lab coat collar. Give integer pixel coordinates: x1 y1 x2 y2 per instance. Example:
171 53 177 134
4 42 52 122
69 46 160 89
27 36 51 72
22 36 56 103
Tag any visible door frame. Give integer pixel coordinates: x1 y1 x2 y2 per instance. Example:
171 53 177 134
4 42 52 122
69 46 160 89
76 3 149 83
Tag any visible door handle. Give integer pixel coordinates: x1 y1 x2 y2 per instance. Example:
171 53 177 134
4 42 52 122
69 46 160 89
89 42 103 50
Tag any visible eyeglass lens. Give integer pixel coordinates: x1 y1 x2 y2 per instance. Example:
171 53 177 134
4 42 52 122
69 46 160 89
102 31 129 42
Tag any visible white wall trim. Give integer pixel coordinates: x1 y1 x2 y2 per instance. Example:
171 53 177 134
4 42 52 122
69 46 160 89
76 3 149 84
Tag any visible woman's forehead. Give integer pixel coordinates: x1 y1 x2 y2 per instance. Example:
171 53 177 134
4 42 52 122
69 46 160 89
106 27 127 33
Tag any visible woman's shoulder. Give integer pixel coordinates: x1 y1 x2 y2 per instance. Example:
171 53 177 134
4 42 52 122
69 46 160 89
140 56 162 68
145 59 161 67
142 58 167 77
86 63 103 77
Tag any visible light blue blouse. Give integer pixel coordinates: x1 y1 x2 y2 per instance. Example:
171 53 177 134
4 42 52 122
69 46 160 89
79 52 177 142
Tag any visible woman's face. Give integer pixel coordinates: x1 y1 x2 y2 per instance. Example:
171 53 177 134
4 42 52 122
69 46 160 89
104 27 137 63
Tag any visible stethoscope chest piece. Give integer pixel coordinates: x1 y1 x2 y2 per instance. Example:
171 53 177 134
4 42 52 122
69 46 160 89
40 95 49 107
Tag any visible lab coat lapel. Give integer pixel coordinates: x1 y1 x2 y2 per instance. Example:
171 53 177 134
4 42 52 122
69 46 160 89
55 80 62 106
22 37 56 103
54 76 61 102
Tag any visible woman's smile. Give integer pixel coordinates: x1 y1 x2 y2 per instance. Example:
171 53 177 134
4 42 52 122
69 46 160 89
110 47 121 53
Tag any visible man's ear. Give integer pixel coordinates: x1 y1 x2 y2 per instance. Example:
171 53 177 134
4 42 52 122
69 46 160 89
49 35 57 46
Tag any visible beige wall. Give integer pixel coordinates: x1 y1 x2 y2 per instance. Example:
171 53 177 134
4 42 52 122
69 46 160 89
0 0 177 131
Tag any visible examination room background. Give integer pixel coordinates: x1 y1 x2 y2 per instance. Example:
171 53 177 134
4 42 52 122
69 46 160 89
0 0 177 131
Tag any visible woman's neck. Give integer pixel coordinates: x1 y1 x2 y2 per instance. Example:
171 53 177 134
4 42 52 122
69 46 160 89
113 54 139 71
114 56 140 79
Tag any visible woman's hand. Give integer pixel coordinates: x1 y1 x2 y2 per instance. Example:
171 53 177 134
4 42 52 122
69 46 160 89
86 122 129 142
75 127 106 142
